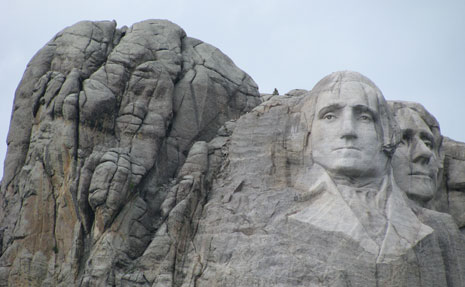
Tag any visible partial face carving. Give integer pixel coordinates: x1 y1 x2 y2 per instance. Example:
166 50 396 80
310 81 387 179
392 108 439 202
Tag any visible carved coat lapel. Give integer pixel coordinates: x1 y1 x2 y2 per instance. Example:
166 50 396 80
290 164 433 262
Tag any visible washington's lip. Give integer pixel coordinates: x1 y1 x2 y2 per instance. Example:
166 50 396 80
333 147 360 151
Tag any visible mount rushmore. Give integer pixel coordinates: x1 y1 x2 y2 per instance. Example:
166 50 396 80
0 19 465 286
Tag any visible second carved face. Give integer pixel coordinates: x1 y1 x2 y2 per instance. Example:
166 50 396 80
391 106 440 202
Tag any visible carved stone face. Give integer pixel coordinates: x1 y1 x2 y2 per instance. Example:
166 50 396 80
310 81 388 179
392 108 439 202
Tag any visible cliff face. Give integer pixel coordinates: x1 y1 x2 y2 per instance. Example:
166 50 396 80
1 20 465 287
0 19 260 286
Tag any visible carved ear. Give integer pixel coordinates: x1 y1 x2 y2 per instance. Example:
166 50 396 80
380 97 401 157
304 131 310 149
302 131 314 166
299 93 317 130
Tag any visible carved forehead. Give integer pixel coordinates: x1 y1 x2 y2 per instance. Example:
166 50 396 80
395 107 431 131
389 101 441 147
314 81 380 113
394 107 440 152
311 71 384 111
311 71 382 94
390 101 440 132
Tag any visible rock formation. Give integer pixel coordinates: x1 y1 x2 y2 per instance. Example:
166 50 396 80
0 19 259 286
1 19 465 287
443 137 465 232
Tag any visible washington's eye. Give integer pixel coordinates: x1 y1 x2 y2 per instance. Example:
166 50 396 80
323 114 335 120
359 114 372 121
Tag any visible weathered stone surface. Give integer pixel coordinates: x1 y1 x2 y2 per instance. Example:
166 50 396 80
0 19 259 286
443 137 465 231
167 72 465 287
388 101 465 284
1 20 465 287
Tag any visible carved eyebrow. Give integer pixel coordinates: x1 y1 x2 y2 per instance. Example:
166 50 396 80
402 129 414 140
317 103 344 118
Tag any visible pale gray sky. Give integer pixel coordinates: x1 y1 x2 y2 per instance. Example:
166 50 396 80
1 0 465 177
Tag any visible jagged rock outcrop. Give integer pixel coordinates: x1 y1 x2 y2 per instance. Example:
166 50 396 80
1 20 465 287
443 137 465 232
0 19 259 286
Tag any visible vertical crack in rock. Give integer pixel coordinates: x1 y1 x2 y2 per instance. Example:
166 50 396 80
74 86 81 162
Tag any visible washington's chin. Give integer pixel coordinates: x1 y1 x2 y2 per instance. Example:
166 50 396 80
325 151 365 169
325 159 379 178
313 151 386 178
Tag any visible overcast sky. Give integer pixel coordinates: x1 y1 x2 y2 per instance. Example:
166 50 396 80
1 0 464 177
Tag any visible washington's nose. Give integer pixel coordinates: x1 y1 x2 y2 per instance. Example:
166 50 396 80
340 113 357 140
411 138 433 165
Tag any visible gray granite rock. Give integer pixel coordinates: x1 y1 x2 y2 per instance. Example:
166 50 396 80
443 137 465 232
0 19 259 286
388 101 465 285
169 72 465 287
1 19 465 287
